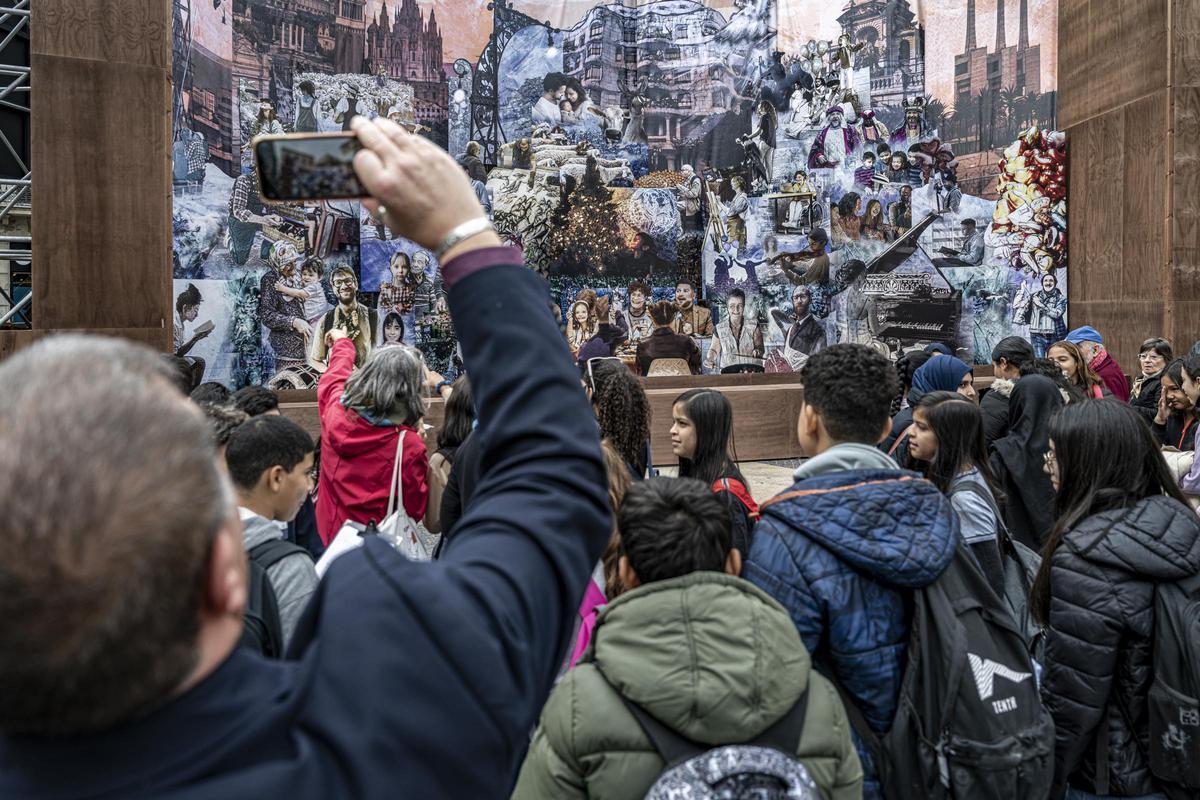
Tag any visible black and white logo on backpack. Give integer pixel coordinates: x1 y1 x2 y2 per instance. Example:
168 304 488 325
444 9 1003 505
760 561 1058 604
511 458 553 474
967 653 1033 713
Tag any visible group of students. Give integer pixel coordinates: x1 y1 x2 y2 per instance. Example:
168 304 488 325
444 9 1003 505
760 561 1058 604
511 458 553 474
5 115 1200 800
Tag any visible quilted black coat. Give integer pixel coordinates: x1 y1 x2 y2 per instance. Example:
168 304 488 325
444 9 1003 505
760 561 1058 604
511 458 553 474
1041 495 1200 798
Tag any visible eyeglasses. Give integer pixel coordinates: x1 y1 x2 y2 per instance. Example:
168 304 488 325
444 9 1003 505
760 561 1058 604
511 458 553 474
1139 352 1166 360
586 356 624 393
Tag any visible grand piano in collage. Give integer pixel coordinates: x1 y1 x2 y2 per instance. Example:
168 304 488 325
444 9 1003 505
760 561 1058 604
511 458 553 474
861 212 963 355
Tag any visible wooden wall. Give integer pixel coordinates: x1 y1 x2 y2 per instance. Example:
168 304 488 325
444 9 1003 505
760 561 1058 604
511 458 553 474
1060 0 1197 367
10 0 171 354
279 374 805 466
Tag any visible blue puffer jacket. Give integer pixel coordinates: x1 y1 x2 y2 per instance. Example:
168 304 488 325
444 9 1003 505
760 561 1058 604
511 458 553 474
745 466 958 800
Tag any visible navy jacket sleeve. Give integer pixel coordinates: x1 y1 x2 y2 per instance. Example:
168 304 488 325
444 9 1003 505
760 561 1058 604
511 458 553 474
293 251 610 798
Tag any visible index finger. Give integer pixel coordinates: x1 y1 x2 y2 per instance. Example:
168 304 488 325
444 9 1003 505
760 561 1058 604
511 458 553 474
351 117 404 167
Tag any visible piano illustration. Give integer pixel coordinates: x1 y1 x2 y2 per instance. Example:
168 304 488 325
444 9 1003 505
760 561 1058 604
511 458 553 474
860 212 962 351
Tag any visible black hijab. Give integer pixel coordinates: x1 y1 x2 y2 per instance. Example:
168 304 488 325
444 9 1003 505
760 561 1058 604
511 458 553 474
990 374 1063 549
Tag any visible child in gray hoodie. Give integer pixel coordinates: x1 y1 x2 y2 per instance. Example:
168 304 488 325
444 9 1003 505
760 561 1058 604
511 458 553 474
225 415 319 649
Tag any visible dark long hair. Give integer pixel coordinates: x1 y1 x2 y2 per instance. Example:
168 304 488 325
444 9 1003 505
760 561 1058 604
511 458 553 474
913 391 999 497
674 388 746 488
590 359 651 476
1029 400 1190 623
436 376 474 452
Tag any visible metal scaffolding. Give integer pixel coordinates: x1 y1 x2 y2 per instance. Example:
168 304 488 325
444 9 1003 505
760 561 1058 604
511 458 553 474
0 0 29 328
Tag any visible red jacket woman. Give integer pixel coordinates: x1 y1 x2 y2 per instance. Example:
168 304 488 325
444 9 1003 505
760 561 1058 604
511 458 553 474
315 336 429 544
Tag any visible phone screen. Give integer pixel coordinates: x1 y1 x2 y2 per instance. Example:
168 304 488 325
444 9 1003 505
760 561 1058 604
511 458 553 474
253 133 367 202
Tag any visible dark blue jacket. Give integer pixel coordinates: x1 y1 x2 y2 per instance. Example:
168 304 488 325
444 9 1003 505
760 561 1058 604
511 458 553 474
745 468 957 799
0 252 611 799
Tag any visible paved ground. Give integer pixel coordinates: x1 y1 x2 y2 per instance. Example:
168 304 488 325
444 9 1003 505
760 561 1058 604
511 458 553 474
657 460 802 504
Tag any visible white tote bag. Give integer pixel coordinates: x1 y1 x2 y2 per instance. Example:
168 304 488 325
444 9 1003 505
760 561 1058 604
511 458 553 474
315 430 440 578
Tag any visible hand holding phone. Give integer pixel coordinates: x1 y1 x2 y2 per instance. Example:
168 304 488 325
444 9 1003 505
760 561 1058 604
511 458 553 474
253 133 368 202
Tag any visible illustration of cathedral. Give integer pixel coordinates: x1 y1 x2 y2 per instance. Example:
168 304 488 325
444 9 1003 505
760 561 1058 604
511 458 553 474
366 0 447 124
836 0 925 110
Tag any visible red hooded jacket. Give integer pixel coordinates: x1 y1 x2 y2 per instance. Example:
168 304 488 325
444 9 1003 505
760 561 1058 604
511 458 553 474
1090 351 1130 403
315 338 429 544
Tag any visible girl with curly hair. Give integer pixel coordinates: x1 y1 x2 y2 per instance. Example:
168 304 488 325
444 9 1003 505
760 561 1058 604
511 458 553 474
584 357 651 481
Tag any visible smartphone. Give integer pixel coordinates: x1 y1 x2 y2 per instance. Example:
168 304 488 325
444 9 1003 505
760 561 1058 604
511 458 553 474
253 132 368 202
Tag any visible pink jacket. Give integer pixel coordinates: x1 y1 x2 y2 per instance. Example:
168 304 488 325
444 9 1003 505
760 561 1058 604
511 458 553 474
569 579 608 669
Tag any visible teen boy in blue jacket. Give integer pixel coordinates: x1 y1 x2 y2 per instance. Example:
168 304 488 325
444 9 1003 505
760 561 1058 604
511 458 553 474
0 117 610 799
745 344 958 800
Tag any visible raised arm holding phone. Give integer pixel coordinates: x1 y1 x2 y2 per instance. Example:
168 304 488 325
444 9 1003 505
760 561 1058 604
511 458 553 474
0 118 610 799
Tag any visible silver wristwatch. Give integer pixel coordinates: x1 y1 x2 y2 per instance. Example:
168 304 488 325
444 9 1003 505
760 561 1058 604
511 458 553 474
434 217 494 261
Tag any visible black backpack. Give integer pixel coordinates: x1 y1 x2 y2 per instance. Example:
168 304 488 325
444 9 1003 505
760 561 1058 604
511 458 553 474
948 481 1045 661
822 542 1055 800
239 539 308 659
1146 572 1200 796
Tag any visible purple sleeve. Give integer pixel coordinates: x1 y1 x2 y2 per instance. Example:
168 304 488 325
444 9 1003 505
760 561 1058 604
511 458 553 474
1182 455 1200 496
439 245 524 291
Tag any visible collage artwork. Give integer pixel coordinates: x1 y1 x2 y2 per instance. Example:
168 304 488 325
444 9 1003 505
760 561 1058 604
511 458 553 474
172 0 1066 388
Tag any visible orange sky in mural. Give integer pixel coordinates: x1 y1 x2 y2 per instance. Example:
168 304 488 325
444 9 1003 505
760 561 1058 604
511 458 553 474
923 0 1058 104
365 0 1058 97
366 0 493 61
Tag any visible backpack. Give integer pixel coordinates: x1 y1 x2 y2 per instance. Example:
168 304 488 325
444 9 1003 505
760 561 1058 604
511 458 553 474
1146 571 1200 795
948 480 1045 662
239 539 308 659
713 477 759 518
602 670 820 800
821 542 1054 800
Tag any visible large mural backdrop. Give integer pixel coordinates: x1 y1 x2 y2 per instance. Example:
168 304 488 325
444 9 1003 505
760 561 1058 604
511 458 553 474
172 0 1065 388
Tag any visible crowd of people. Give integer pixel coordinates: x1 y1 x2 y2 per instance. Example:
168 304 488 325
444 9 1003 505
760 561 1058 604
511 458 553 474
4 116 1200 800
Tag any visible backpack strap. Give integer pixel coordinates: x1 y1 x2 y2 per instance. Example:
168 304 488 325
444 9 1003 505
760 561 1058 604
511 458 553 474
813 656 885 772
1094 719 1109 795
947 479 1009 540
620 693 704 768
714 477 759 518
249 538 310 571
887 425 912 457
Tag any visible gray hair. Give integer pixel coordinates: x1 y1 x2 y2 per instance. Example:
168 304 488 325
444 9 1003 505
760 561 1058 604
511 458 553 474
0 334 231 734
342 343 427 424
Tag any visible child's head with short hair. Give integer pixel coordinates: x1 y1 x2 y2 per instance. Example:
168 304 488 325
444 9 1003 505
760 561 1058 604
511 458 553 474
301 257 324 286
798 344 900 456
862 151 876 165
617 476 737 589
224 415 315 523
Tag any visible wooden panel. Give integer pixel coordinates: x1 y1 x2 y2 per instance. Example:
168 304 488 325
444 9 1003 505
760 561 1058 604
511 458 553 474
1174 0 1200 86
1067 110 1125 302
1122 91 1170 300
1057 0 1090 128
33 0 170 68
281 383 807 466
1166 301 1200 354
1058 0 1169 129
1066 300 1165 370
32 54 171 330
1066 119 1093 300
0 329 35 361
1173 87 1200 302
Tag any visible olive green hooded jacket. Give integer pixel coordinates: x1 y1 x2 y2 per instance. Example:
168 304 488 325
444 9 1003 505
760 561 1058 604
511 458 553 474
511 572 863 799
